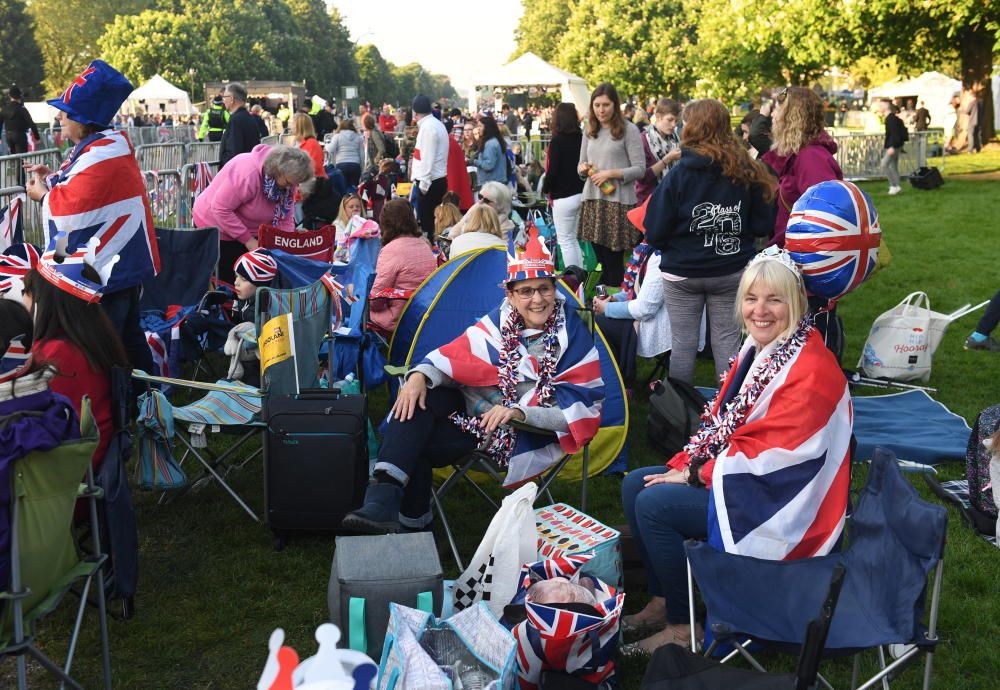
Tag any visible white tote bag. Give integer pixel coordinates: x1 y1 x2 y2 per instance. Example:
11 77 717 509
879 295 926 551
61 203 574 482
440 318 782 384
452 482 538 619
858 291 950 382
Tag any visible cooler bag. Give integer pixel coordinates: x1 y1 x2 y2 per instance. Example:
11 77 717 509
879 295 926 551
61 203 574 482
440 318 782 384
535 504 622 590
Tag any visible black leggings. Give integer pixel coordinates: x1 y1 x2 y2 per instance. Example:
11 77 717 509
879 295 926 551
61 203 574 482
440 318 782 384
592 243 625 286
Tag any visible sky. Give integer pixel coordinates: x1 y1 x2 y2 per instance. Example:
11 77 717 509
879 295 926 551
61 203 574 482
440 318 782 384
330 0 523 93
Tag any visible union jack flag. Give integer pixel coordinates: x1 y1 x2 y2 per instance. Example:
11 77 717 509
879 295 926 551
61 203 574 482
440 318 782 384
43 129 160 293
0 335 30 382
0 193 25 253
786 180 880 303
707 330 854 560
421 298 604 486
511 554 624 690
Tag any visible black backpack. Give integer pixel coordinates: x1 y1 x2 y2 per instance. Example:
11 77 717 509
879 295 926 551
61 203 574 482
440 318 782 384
647 378 708 458
381 130 399 159
207 106 226 130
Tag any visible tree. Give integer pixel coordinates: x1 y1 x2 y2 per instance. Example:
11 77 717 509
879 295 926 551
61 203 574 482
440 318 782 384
355 44 395 106
0 0 44 98
284 0 356 99
29 0 154 96
556 0 697 98
511 0 571 62
99 10 214 93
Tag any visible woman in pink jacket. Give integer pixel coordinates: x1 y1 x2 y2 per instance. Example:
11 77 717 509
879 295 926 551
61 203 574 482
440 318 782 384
193 144 314 283
369 199 437 335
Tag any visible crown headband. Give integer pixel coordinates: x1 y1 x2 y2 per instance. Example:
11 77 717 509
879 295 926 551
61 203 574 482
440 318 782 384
747 246 803 281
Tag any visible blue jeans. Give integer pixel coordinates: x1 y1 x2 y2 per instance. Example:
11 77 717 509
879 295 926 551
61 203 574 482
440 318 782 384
622 466 709 623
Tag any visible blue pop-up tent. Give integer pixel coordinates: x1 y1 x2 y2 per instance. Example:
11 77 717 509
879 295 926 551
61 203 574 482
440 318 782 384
388 247 628 479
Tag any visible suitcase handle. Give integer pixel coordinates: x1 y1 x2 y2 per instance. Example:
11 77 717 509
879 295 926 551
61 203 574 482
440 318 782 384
295 388 345 399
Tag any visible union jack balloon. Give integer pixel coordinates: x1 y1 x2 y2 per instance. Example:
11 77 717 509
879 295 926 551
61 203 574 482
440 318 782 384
785 180 881 302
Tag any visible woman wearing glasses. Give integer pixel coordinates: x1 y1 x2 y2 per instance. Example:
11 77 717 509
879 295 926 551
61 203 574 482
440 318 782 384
343 226 605 534
750 87 843 247
450 181 518 241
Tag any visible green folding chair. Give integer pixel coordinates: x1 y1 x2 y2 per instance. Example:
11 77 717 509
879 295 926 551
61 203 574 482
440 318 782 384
0 399 112 690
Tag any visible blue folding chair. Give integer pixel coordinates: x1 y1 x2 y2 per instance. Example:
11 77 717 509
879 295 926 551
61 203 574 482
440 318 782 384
685 447 947 690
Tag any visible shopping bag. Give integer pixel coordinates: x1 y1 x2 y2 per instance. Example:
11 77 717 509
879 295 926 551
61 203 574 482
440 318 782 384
858 291 950 382
377 602 517 690
503 554 624 690
453 482 538 618
135 388 187 490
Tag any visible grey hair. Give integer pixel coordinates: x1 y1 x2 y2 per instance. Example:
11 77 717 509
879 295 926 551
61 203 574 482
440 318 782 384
225 82 248 103
262 145 314 184
479 181 512 218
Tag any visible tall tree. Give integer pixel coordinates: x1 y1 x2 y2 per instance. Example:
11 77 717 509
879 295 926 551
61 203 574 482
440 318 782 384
29 0 154 96
556 0 697 99
284 0 356 100
355 44 395 106
511 0 571 62
0 0 44 98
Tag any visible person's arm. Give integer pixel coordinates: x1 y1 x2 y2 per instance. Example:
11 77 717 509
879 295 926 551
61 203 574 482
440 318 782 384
643 172 679 251
794 148 841 195
619 124 647 184
198 111 210 140
540 138 557 194
228 113 249 156
25 109 39 140
475 139 501 172
577 131 590 176
408 363 454 388
638 135 658 189
207 168 260 244
626 254 665 321
512 403 569 432
749 184 777 238
369 252 398 311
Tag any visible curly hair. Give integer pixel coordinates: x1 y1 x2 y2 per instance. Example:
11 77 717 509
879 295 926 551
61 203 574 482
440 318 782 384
772 87 827 157
681 99 776 203
585 83 625 140
379 199 421 245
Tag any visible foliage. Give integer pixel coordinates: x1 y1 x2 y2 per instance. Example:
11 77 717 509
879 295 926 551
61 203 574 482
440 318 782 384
556 0 697 99
29 0 154 97
355 44 394 106
511 0 572 62
0 0 45 98
282 0 356 99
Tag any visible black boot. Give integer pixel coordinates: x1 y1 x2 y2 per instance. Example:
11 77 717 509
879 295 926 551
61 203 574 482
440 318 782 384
341 482 403 534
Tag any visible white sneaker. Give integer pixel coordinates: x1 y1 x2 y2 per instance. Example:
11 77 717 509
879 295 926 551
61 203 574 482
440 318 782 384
888 186 901 195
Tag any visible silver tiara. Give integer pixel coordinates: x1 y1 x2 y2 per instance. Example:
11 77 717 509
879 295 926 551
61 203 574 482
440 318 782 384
747 246 802 279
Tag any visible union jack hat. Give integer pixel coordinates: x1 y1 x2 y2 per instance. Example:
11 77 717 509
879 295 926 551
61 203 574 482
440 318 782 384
46 59 133 128
0 335 31 383
234 249 278 285
505 222 555 285
36 236 111 304
0 243 42 277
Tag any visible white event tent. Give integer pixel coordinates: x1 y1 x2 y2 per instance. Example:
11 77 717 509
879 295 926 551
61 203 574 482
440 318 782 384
868 71 961 134
122 74 197 116
471 53 590 113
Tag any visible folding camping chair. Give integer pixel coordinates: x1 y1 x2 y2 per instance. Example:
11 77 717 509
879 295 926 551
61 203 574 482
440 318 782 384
259 223 337 263
133 278 336 522
139 225 228 381
0 401 112 690
684 446 947 690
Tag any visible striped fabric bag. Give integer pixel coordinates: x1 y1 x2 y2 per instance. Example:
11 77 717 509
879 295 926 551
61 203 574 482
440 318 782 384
136 388 187 490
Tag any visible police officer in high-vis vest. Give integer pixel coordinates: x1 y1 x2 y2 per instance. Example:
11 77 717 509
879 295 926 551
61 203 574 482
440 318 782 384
198 94 229 142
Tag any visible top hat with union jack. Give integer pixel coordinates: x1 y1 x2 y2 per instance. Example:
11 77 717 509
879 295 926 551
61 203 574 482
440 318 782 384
46 60 134 129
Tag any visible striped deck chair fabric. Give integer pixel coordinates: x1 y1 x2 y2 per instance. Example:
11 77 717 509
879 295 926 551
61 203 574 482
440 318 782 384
172 379 263 427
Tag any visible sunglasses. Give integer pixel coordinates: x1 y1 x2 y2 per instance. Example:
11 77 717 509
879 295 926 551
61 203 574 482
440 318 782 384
511 284 555 299
776 88 788 105
480 197 494 206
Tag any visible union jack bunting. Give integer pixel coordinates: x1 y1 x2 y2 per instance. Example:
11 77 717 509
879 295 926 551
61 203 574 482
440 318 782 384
0 193 25 252
43 129 160 293
706 330 853 560
786 180 880 303
421 298 604 486
190 161 214 196
511 554 624 690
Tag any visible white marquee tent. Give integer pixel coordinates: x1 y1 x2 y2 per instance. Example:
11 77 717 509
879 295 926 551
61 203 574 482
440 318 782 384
471 53 590 113
122 75 196 116
868 71 960 134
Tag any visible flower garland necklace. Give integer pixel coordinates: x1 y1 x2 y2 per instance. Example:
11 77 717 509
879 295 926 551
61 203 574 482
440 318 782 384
621 242 653 300
685 316 813 485
450 302 563 467
262 174 294 226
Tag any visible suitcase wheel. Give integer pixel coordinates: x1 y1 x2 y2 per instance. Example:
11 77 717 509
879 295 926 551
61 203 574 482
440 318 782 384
272 531 287 551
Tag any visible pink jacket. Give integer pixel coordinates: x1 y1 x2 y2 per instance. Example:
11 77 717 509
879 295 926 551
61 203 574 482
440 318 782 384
370 236 437 333
761 132 842 247
193 145 297 243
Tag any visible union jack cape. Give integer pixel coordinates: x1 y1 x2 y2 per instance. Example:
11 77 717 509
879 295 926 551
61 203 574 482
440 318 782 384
510 554 624 690
0 193 25 253
704 330 853 560
420 297 604 486
43 129 160 293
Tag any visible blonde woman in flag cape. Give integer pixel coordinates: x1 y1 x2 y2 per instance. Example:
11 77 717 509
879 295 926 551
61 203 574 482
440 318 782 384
343 226 605 535
620 247 852 654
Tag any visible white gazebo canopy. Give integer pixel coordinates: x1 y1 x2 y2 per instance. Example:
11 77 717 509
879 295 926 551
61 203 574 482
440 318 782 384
123 74 196 116
472 52 590 113
868 71 961 134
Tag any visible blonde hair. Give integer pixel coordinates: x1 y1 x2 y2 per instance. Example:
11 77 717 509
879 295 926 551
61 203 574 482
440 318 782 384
461 203 503 238
434 202 463 235
772 87 827 157
735 258 808 342
291 112 316 140
337 193 362 225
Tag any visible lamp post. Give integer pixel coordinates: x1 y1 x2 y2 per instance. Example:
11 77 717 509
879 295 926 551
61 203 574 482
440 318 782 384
188 68 197 103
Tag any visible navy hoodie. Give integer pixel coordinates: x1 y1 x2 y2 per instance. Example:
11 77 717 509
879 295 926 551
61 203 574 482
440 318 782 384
644 149 775 278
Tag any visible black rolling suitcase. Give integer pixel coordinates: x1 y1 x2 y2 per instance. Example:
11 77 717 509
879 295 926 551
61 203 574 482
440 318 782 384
263 390 368 548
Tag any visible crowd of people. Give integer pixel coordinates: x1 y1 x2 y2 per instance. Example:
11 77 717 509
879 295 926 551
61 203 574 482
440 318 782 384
1 56 996 675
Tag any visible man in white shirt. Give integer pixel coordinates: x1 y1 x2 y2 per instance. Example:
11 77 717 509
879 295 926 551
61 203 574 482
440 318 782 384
410 94 449 238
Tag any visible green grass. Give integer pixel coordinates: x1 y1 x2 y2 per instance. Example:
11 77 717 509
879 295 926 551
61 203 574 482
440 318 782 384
10 159 1000 689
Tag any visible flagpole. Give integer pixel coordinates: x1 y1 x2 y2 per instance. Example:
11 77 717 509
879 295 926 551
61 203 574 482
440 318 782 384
287 312 299 395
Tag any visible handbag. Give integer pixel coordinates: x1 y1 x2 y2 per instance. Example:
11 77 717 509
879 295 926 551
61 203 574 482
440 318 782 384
453 482 538 618
377 602 517 690
135 388 187 490
858 291 950 382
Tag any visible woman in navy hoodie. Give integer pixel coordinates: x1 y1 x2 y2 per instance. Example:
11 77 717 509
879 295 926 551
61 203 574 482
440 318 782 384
645 99 776 384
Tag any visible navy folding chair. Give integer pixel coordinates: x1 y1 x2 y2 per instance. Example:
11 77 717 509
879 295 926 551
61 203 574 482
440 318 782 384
685 447 947 690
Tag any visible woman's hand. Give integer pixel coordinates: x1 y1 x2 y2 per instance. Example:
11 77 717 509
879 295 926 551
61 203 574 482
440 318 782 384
25 173 47 202
589 169 617 186
577 162 592 176
390 373 428 422
664 150 681 165
760 102 773 118
643 468 689 487
480 404 525 433
244 238 259 251
23 163 51 177
592 295 609 315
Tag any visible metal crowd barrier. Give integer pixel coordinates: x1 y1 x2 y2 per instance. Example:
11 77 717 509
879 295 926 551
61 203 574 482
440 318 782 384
185 142 220 164
136 144 186 173
177 162 220 228
0 185 45 246
832 129 945 180
122 125 199 146
143 169 183 224
0 149 63 190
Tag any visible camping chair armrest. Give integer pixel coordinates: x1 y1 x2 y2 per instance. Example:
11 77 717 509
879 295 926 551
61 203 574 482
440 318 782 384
131 370 263 397
511 419 558 438
78 483 104 500
384 364 408 377
198 289 232 310
0 587 31 601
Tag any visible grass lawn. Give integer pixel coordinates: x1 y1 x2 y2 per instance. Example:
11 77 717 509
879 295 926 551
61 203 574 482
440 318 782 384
11 151 1000 689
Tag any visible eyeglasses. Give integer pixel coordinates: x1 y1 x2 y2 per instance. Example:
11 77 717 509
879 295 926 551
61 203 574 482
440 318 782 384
511 284 555 299
480 197 494 206
776 88 788 105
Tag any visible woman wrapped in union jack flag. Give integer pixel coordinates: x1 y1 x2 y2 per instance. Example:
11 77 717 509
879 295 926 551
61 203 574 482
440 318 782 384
621 247 853 655
343 224 605 534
